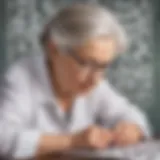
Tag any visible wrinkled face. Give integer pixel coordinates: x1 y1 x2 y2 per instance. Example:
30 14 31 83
47 36 117 95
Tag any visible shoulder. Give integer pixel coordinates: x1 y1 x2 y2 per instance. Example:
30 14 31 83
84 80 111 105
89 79 116 98
3 54 45 83
87 79 127 105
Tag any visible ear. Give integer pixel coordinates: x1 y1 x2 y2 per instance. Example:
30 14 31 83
46 39 59 55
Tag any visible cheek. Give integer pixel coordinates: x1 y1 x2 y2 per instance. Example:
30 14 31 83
64 62 81 84
77 72 88 83
68 68 89 87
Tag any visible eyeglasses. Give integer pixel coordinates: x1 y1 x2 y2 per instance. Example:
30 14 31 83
66 49 111 71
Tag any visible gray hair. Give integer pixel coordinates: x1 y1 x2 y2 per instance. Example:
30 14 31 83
40 3 128 53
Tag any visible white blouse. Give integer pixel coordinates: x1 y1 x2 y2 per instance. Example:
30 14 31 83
0 54 151 160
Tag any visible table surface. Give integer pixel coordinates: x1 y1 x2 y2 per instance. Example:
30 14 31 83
37 140 160 160
62 140 160 160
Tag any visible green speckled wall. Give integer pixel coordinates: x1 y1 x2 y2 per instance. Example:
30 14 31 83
0 0 5 74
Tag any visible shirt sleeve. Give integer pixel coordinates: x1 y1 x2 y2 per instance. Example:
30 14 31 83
96 80 152 139
0 63 42 159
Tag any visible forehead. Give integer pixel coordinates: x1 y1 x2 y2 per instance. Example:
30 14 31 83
74 37 117 62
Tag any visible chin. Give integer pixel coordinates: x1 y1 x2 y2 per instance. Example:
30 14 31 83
78 85 96 96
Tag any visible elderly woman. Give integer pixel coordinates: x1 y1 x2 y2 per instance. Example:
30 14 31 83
0 3 151 160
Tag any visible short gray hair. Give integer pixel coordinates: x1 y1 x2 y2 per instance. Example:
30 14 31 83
40 3 128 53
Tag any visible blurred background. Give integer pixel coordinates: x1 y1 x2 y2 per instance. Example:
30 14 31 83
1 0 160 135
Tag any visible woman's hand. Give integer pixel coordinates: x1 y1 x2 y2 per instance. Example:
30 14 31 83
71 126 113 149
113 122 143 146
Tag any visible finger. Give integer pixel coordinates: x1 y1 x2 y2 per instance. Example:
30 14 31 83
91 130 111 149
99 131 114 148
113 126 129 146
114 130 139 146
89 128 103 148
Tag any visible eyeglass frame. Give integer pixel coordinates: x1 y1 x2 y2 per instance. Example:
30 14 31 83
64 48 111 72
